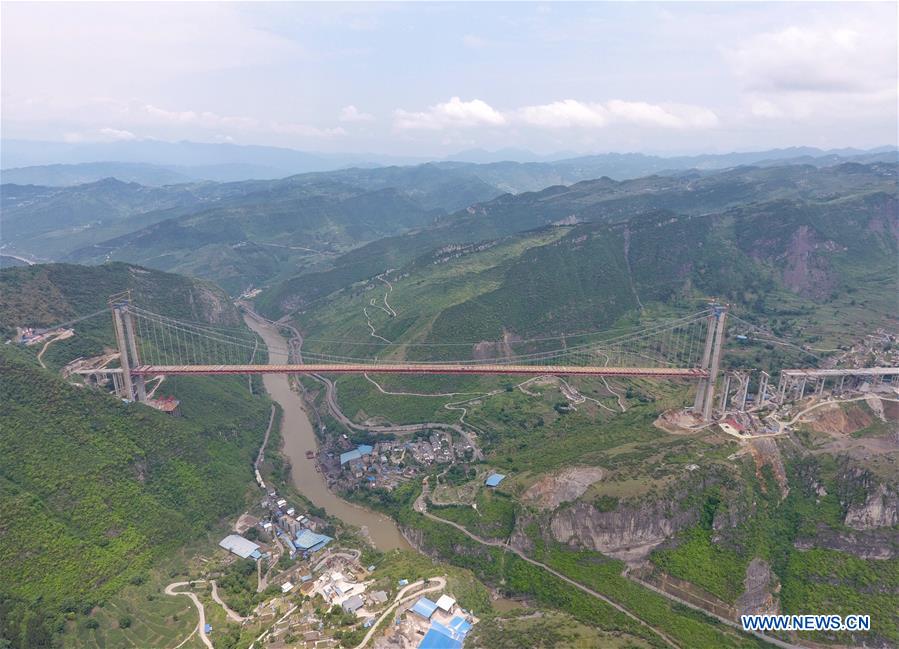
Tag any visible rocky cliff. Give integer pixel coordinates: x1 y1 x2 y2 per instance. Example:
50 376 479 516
548 498 698 563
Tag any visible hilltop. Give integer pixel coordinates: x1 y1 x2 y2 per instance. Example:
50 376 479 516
260 162 897 322
0 262 240 366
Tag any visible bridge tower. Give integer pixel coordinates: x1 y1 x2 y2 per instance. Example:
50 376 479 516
109 292 147 402
692 304 728 422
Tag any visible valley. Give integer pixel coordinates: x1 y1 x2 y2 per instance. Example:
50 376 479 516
1 157 896 649
4 4 898 648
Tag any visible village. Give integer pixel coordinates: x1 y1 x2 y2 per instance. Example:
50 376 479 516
319 431 475 493
202 485 479 649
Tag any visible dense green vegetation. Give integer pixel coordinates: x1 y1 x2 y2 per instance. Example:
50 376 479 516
0 262 273 648
470 610 653 649
433 488 518 539
350 480 770 649
216 559 278 616
649 454 899 646
264 163 896 320
0 347 271 644
0 262 241 352
652 526 748 603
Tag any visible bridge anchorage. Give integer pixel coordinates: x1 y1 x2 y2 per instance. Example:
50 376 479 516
70 295 896 424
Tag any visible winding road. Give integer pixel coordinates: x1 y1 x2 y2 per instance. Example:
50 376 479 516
352 576 447 649
165 578 247 649
415 479 800 649
411 478 682 649
164 582 214 649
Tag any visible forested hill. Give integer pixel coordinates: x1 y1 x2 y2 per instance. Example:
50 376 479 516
0 262 239 367
259 162 897 318
0 264 271 649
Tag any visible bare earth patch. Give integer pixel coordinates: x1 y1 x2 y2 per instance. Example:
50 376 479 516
803 402 874 435
748 438 789 498
653 409 703 435
522 466 605 510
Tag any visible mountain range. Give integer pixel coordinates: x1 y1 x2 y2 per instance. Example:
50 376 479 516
3 139 895 186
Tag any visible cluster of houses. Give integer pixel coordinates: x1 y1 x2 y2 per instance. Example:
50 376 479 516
311 568 388 622
218 492 334 566
332 435 475 491
265 495 332 559
16 326 72 346
405 594 475 649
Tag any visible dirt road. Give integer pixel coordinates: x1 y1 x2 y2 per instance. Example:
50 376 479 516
164 582 214 649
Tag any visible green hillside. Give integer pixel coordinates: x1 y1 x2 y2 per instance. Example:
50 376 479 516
278 167 898 648
0 264 271 649
260 163 896 316
0 262 242 366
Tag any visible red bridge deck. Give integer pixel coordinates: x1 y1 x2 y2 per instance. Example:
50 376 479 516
134 363 708 379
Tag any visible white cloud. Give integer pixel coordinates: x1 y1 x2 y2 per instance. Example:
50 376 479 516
517 99 717 129
393 97 506 130
729 16 895 98
142 104 259 129
518 100 608 128
728 16 897 123
729 25 871 94
99 127 137 141
339 105 375 122
393 98 718 132
607 101 719 129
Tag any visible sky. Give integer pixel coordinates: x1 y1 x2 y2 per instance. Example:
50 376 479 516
2 1 896 156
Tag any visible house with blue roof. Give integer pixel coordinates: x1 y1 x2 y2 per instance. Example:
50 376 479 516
485 473 506 487
295 529 333 553
417 617 472 649
447 616 472 636
340 444 375 466
418 628 462 649
410 597 438 620
219 534 262 560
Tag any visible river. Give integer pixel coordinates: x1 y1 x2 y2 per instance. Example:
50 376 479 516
244 313 410 551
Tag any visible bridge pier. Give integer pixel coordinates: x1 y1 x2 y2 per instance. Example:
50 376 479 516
719 373 732 413
109 293 147 403
701 306 728 422
692 312 717 416
111 303 135 401
122 308 147 402
757 371 770 406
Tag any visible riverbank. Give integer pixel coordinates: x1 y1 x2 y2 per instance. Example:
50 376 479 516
243 312 410 551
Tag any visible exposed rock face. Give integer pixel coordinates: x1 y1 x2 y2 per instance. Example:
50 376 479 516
844 483 899 530
736 558 779 616
522 467 605 511
549 499 697 563
748 438 789 498
780 225 839 299
191 283 241 325
795 524 898 560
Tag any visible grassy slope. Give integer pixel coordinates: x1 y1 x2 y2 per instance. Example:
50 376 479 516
0 347 270 609
0 263 272 648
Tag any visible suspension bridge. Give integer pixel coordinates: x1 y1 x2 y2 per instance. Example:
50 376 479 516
67 293 899 422
62 293 896 423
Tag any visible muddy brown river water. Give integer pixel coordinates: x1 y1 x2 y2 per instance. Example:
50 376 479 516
244 314 410 551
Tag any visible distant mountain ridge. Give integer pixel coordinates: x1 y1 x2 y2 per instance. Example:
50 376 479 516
3 138 895 187
258 162 898 315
